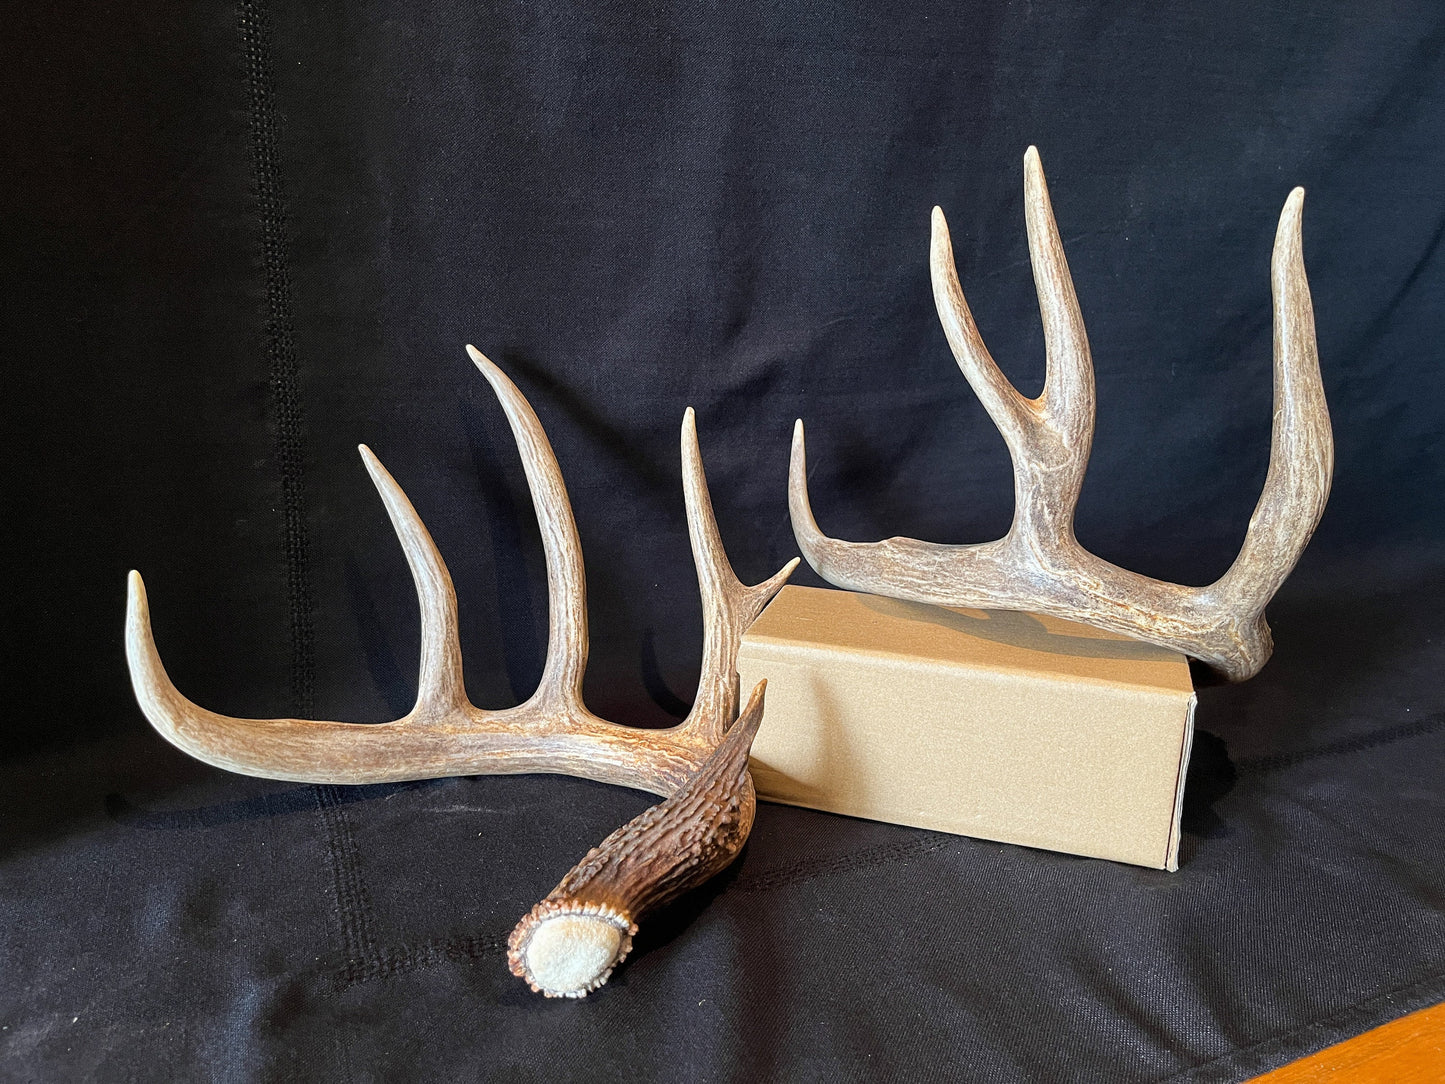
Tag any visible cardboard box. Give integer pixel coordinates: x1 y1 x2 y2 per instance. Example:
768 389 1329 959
739 586 1197 870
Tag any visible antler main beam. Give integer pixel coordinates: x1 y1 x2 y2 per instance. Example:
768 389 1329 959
126 349 797 995
789 148 1333 681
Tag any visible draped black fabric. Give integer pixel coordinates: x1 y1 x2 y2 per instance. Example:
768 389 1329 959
3 2 1443 1080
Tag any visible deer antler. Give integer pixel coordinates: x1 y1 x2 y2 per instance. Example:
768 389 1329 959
789 148 1333 681
126 347 797 996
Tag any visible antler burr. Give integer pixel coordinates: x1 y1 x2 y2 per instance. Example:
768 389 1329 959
508 678 765 996
790 147 1333 681
126 347 797 996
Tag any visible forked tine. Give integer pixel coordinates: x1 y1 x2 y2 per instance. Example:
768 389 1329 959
792 148 1333 681
931 146 1094 518
681 405 800 745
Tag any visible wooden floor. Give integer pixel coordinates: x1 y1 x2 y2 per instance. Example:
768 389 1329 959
1247 1001 1445 1082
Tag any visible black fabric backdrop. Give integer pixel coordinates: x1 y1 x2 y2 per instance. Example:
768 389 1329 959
3 2 1443 1080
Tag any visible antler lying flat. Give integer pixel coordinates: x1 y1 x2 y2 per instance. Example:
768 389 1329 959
127 348 797 995
790 148 1333 681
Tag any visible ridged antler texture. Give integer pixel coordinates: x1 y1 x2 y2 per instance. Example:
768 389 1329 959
126 348 796 995
790 148 1333 681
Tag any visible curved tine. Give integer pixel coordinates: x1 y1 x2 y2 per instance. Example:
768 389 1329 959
930 205 1030 442
1022 146 1096 447
468 347 588 716
680 408 797 744
1217 188 1334 612
126 570 274 773
126 572 413 781
787 418 843 580
359 445 467 717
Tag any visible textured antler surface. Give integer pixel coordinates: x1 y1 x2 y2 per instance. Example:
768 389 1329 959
126 348 797 995
509 678 767 997
790 148 1333 681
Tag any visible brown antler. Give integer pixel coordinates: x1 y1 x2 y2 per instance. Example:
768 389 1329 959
789 147 1333 681
126 347 797 996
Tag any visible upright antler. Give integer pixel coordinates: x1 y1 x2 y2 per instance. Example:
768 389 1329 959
790 148 1333 681
127 348 797 996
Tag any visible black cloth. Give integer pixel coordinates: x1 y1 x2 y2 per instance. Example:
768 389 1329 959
3 2 1443 1080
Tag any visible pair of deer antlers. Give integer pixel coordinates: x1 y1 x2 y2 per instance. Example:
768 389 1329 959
125 149 1332 997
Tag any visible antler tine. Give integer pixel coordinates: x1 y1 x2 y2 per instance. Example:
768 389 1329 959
125 570 314 778
786 418 826 564
468 346 588 718
358 444 468 718
787 416 1001 602
1216 188 1334 615
1022 146 1095 458
930 206 1031 443
680 407 799 746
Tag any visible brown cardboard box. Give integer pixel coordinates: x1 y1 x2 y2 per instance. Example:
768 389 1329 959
739 585 1197 870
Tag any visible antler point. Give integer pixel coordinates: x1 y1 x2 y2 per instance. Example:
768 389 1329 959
467 345 505 383
357 444 384 476
791 418 807 453
680 408 700 461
